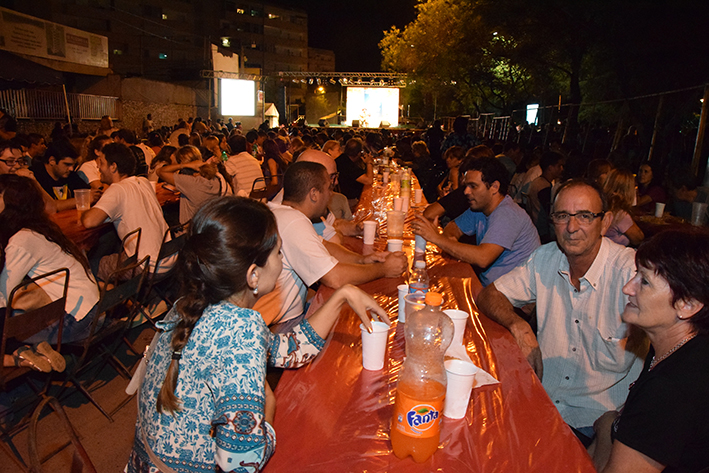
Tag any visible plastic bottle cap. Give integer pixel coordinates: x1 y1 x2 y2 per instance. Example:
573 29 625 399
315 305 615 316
425 292 443 306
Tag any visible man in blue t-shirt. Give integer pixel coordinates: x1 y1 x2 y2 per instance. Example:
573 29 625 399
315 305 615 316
412 156 540 286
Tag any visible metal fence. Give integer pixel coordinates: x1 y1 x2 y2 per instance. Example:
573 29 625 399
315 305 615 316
0 89 117 121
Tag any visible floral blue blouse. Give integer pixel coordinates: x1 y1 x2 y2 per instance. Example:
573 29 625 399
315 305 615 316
127 301 325 473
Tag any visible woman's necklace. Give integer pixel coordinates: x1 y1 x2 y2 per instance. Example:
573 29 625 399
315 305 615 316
649 333 697 371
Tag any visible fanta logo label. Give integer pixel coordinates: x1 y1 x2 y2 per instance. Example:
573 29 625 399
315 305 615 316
406 404 439 432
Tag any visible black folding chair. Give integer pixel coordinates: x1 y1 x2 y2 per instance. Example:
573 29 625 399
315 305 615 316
62 256 149 421
28 397 97 473
0 268 70 472
139 222 189 327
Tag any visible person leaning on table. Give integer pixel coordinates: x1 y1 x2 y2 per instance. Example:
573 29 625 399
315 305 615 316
591 229 709 473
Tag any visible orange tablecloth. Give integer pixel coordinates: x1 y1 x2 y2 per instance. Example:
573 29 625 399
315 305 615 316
265 181 594 472
51 182 179 250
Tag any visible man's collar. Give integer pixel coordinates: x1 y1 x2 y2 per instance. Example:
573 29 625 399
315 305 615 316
558 238 609 290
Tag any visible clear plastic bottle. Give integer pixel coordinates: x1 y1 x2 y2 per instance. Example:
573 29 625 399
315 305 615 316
391 292 454 463
409 255 429 294
400 167 412 199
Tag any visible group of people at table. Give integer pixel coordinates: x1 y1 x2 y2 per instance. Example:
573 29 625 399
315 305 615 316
0 121 707 473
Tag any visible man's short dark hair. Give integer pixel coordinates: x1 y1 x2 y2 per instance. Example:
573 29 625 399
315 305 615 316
503 141 521 154
344 138 363 158
540 151 565 171
0 140 21 156
115 128 138 144
28 133 45 146
460 156 510 195
44 139 78 164
228 134 248 154
245 130 259 143
283 161 328 203
553 179 608 212
102 142 136 176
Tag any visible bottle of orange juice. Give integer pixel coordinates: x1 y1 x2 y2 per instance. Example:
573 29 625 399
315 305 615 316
391 292 454 462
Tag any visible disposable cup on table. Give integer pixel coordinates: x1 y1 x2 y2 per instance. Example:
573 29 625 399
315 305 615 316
444 309 469 347
404 292 426 321
387 239 403 253
392 197 403 211
387 211 405 239
691 202 708 226
360 321 389 370
414 234 426 253
654 202 665 218
401 198 410 213
397 284 408 322
74 189 91 212
382 171 390 185
443 359 478 419
363 221 377 245
414 188 423 204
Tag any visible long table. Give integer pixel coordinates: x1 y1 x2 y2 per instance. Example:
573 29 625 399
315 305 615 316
50 183 179 250
265 181 595 472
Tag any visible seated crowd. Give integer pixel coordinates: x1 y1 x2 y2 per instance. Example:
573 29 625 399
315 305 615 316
0 112 707 473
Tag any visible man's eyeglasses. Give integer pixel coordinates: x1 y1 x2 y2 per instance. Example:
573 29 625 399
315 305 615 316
550 211 605 225
0 158 18 167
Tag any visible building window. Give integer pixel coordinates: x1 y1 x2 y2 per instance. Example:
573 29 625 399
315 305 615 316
159 53 168 59
162 13 168 20
237 8 245 14
221 37 231 47
268 13 279 20
113 49 122 55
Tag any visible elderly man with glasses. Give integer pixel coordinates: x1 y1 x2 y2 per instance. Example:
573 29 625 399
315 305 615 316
477 179 648 445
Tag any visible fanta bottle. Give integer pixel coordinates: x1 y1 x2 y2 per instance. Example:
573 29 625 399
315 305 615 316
391 292 454 462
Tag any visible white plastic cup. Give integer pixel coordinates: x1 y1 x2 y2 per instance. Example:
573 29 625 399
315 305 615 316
404 292 426 321
414 188 423 204
397 284 408 322
387 239 403 253
401 198 410 213
382 170 390 185
444 309 469 347
654 202 665 218
392 197 403 211
414 234 426 253
363 221 377 245
360 321 389 370
443 359 478 419
74 189 91 212
387 211 405 239
691 202 708 226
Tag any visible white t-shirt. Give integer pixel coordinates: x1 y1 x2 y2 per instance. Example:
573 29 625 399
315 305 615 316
253 202 338 324
136 143 156 167
77 160 100 185
224 152 265 196
93 176 174 273
0 229 99 321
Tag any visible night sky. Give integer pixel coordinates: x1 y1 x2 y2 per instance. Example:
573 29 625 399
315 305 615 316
266 0 418 72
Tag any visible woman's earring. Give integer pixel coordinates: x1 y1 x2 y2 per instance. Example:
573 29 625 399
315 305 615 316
253 284 258 296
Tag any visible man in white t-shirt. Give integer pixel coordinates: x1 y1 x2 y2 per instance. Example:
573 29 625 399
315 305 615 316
82 142 175 280
224 134 264 196
254 161 407 332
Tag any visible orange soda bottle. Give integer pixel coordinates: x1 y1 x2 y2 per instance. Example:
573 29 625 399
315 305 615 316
391 292 454 462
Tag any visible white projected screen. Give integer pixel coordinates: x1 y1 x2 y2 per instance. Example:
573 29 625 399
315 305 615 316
346 87 399 127
221 79 255 116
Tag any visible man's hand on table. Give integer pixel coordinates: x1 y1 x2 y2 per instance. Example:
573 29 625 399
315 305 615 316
412 213 441 243
362 251 388 264
510 320 543 380
381 251 408 278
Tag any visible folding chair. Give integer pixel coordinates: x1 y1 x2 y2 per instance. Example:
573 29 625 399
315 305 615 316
116 227 141 278
249 177 269 201
62 256 150 421
0 268 70 472
138 222 189 327
28 396 97 473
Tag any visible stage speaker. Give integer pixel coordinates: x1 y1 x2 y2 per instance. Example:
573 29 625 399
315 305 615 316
352 120 360 128
318 119 329 127
379 121 390 128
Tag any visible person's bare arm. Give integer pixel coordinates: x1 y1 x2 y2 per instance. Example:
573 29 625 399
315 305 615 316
267 159 279 186
322 239 370 264
601 440 664 473
307 284 389 337
624 222 644 247
423 202 445 221
412 215 504 269
355 154 374 186
477 283 543 379
157 161 201 186
81 207 109 228
319 253 407 288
